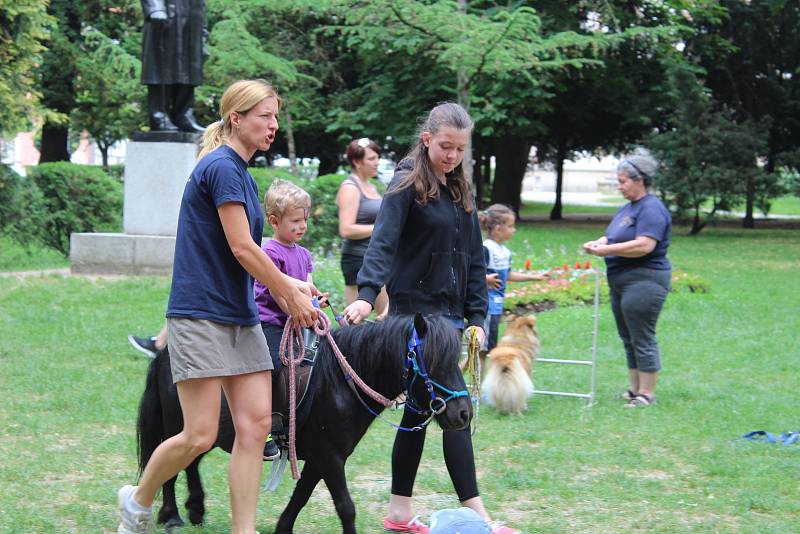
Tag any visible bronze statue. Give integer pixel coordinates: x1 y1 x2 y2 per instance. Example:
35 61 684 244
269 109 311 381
141 0 206 133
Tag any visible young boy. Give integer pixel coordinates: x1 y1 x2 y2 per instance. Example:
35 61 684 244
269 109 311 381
254 179 318 367
254 180 318 460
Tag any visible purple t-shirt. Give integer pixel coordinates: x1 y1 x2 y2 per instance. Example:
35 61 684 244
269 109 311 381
254 240 314 326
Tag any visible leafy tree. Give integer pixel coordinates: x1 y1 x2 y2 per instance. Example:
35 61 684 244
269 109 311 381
686 0 800 227
35 0 141 162
0 0 54 138
35 0 82 162
72 30 146 170
648 65 769 235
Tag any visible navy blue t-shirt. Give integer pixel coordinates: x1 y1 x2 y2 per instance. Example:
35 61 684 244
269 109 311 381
167 145 264 325
604 194 671 275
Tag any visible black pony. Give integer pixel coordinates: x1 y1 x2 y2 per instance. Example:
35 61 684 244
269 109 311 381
136 314 472 533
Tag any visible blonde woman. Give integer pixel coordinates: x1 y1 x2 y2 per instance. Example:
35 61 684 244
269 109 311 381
116 79 317 534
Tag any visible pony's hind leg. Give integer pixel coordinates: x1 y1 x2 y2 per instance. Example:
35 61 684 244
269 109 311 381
275 462 323 534
184 455 206 525
157 474 184 530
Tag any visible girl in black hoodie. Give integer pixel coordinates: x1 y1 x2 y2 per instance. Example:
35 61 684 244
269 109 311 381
344 103 517 534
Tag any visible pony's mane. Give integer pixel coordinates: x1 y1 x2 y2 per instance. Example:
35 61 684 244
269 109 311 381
314 315 462 392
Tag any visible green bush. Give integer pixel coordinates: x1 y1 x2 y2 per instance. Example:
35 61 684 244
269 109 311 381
105 164 125 181
26 162 122 255
303 173 346 255
0 164 46 247
0 164 22 228
250 169 346 254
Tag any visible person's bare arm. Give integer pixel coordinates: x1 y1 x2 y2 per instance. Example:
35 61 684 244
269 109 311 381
336 184 374 240
584 236 657 257
218 202 317 326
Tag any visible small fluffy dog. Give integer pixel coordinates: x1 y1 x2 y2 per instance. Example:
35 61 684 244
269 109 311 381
482 314 540 415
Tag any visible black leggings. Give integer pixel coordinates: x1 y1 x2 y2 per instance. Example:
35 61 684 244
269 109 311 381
390 408 479 502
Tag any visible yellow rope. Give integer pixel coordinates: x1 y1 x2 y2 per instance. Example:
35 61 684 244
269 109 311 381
465 326 481 434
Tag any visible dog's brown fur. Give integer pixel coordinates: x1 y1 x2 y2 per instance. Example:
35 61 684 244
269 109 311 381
483 314 539 415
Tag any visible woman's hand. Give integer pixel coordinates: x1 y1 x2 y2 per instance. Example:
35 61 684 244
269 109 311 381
465 325 485 347
583 241 609 256
271 278 319 327
343 299 373 325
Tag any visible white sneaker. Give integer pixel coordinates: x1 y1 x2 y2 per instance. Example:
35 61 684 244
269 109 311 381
117 485 153 534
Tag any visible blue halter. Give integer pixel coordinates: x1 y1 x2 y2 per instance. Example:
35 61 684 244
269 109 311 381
402 326 469 417
346 321 469 432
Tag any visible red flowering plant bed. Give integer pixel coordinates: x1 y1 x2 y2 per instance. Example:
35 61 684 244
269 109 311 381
505 260 709 314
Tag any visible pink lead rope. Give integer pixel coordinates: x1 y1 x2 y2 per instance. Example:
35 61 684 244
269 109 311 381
280 308 393 479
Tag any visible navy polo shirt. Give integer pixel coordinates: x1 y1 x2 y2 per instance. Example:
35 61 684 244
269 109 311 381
604 193 671 275
167 145 264 325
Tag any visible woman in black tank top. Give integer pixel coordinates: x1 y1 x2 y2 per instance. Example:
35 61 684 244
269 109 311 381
336 138 389 317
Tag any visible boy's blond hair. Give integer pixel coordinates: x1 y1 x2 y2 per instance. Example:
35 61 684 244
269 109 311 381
264 179 311 218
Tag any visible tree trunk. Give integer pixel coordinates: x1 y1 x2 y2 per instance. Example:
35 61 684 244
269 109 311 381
39 122 70 163
285 107 298 176
549 138 566 220
456 0 474 181
491 135 531 216
317 153 339 176
690 205 705 235
473 139 483 208
742 173 755 228
99 142 109 171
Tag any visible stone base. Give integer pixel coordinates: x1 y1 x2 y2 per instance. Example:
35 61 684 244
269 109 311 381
123 139 199 236
70 233 175 275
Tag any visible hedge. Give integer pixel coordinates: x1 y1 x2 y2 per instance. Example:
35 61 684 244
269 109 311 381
26 162 122 255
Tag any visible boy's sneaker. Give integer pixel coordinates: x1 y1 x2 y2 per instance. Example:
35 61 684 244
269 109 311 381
383 515 429 533
117 485 153 534
127 335 158 359
263 438 280 461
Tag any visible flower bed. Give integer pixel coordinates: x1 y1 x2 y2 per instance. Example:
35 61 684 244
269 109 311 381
505 264 709 314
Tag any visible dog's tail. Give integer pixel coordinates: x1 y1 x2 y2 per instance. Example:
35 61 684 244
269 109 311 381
136 348 166 476
483 358 534 416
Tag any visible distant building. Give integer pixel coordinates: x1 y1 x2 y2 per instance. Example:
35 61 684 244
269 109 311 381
523 152 620 194
0 131 40 175
1 129 127 175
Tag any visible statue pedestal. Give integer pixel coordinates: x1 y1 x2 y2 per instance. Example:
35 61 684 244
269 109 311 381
70 134 199 275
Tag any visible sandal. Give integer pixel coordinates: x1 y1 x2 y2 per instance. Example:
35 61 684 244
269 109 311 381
624 393 656 407
383 515 429 533
618 389 636 401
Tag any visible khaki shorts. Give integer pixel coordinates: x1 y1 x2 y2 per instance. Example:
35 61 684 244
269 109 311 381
167 318 272 383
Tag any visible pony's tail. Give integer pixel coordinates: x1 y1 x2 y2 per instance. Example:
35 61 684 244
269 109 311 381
136 349 165 477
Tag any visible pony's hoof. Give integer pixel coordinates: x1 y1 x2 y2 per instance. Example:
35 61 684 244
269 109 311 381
164 516 185 533
188 509 205 526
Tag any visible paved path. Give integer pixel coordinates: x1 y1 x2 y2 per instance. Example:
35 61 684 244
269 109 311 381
0 267 70 278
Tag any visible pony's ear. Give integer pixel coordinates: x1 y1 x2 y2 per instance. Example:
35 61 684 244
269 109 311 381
413 313 427 338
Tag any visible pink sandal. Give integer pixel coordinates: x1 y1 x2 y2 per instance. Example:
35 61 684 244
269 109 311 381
488 520 521 534
383 515 430 533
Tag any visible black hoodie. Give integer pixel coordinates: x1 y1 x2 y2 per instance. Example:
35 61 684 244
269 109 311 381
356 160 488 328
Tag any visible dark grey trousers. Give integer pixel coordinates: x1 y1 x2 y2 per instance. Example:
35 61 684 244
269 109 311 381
608 267 671 373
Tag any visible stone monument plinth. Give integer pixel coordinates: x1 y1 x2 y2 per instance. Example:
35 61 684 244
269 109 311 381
70 132 199 275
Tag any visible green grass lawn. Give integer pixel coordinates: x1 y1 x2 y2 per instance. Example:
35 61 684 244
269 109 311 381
0 234 69 272
1 224 799 533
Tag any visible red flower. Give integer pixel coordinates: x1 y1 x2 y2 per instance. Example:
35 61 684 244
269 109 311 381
563 263 569 270
575 261 582 269
524 258 531 270
585 260 591 269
